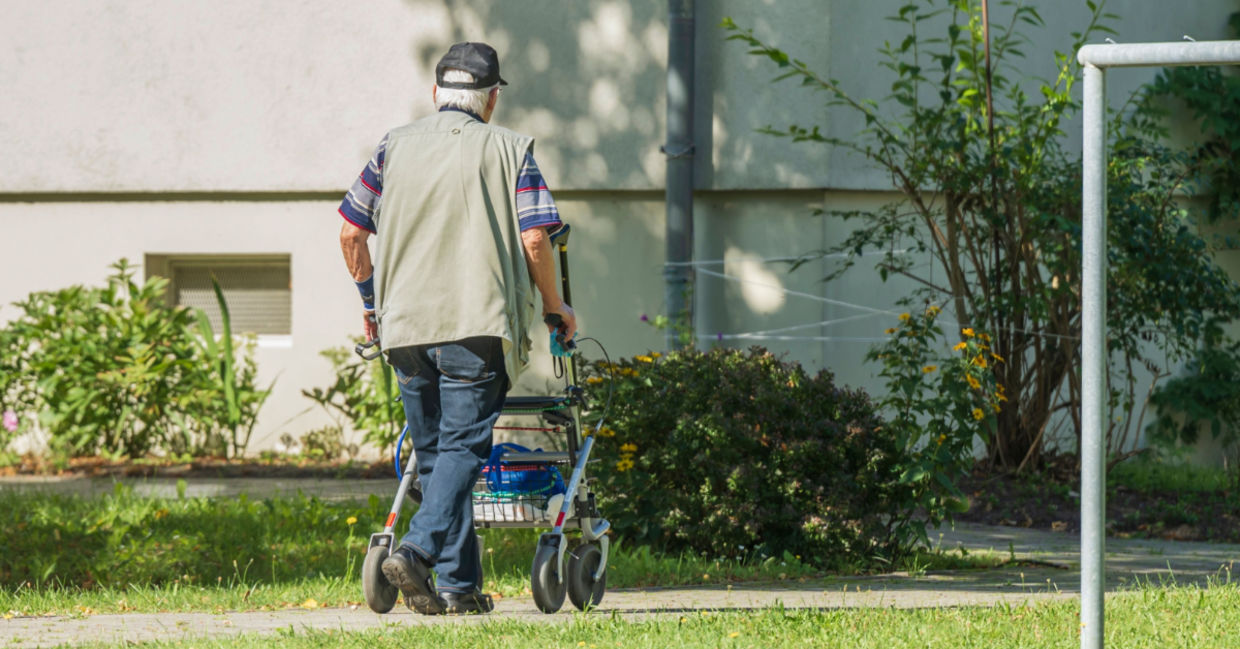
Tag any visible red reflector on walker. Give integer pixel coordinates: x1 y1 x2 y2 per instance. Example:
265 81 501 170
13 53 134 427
554 511 566 527
385 513 397 528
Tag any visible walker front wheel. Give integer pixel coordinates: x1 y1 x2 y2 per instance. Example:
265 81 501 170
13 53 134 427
566 542 606 611
362 545 398 614
531 542 566 613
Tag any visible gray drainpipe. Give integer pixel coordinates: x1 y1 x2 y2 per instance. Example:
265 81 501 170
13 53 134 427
663 0 695 350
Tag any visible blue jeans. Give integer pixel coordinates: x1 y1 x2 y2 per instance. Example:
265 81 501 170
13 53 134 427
387 337 507 594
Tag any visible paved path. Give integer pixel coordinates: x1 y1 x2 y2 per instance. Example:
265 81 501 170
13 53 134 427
2 477 1237 647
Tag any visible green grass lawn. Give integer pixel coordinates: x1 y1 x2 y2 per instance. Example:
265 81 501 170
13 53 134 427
54 584 1240 649
0 488 999 616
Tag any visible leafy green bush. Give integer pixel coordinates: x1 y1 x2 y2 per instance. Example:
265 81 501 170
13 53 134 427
1147 320 1240 476
0 260 269 459
302 345 402 451
584 347 944 568
867 305 999 538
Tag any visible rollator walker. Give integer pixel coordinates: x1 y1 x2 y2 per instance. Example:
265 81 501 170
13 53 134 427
357 223 611 614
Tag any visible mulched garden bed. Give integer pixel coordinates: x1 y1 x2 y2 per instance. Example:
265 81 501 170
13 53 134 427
0 454 388 479
955 459 1240 544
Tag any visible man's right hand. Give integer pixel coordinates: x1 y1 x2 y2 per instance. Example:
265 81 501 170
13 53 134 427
545 301 577 342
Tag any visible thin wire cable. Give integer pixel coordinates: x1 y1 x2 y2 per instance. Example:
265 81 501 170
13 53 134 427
694 267 897 316
691 266 1083 343
663 249 910 267
576 336 614 434
706 334 889 343
737 312 881 337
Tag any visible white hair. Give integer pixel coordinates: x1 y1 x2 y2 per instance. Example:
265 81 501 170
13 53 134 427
435 69 497 115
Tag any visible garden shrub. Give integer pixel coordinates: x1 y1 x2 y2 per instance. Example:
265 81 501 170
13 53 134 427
583 347 949 568
0 260 268 459
302 345 402 452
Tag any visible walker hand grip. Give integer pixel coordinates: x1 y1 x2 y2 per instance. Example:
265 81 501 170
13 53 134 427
355 338 382 361
544 314 576 353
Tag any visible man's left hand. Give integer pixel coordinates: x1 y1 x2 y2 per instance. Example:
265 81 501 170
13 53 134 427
363 310 378 342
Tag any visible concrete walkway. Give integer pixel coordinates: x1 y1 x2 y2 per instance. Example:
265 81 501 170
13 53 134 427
2 477 1237 647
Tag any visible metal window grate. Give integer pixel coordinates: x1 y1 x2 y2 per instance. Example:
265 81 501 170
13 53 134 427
164 256 291 336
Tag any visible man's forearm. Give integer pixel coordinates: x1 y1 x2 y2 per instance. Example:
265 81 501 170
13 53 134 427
340 222 373 282
522 227 562 309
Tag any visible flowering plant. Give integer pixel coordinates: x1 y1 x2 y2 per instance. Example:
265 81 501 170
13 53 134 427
867 304 1003 545
0 409 17 459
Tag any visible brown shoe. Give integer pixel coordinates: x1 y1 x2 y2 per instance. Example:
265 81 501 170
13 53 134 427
381 547 446 615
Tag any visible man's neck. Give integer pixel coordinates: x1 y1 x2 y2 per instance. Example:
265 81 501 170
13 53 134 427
439 106 486 123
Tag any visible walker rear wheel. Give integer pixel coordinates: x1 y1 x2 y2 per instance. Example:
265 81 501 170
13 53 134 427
531 542 566 613
362 545 398 614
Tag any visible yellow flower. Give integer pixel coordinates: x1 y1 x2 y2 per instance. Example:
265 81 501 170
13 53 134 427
966 375 982 390
651 352 662 358
936 434 946 446
635 354 654 363
953 341 967 352
922 365 936 373
598 427 616 438
979 332 992 343
973 355 988 369
996 392 1008 402
620 443 637 453
992 403 1002 413
885 327 897 335
898 312 911 322
926 305 941 316
729 632 741 639
346 516 358 526
972 408 985 421
615 458 635 472
962 327 975 338
586 376 605 385
991 352 1005 364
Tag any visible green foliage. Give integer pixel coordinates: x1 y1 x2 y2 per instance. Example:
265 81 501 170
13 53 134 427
1147 321 1240 469
583 347 945 567
1143 10 1240 222
297 425 358 462
178 276 272 458
0 486 380 588
301 345 401 451
724 2 1240 469
868 304 1001 539
0 260 270 459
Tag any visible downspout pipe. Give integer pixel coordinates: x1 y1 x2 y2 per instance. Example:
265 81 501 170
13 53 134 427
1076 39 1240 649
663 0 695 350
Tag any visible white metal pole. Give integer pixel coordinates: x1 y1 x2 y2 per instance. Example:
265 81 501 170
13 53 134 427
1076 38 1240 649
1079 61 1107 649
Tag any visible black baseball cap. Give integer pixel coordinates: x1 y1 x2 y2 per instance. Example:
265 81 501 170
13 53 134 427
436 42 508 89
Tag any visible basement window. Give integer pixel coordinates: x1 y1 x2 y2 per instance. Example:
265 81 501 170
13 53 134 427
146 254 292 337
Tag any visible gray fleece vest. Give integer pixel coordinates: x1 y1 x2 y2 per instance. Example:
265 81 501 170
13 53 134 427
372 110 536 387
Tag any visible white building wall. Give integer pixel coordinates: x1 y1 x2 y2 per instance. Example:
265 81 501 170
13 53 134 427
1 0 1236 456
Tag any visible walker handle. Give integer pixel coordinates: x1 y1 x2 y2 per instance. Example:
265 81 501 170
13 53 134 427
544 314 577 351
355 338 383 361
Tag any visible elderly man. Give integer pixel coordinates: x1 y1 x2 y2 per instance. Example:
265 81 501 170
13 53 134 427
338 41 577 615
